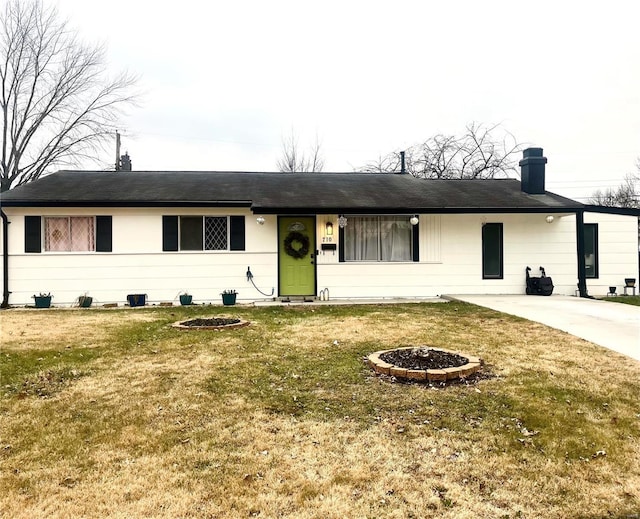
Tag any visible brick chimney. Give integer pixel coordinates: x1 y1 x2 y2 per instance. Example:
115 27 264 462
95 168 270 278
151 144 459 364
519 147 547 194
119 152 132 172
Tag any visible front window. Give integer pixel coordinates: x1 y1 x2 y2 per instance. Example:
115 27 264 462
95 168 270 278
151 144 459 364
584 223 598 278
44 217 95 252
344 216 413 262
180 216 229 251
482 223 503 279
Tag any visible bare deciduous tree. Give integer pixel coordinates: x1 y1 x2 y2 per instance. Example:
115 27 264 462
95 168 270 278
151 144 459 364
360 122 522 179
589 163 640 208
0 0 138 191
276 130 324 173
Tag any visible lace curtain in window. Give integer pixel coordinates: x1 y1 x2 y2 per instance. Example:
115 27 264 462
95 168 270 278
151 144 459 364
44 217 95 251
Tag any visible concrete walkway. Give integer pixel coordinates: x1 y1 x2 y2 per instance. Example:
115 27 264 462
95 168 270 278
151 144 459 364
447 295 640 361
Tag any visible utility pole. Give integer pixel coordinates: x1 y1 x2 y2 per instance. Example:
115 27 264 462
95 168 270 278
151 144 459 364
115 130 121 171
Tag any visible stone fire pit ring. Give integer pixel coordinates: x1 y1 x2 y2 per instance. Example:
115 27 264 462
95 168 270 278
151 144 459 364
368 346 482 383
171 317 250 330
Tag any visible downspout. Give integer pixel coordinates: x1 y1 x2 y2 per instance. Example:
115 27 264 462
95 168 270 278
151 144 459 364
1 209 9 308
575 209 588 298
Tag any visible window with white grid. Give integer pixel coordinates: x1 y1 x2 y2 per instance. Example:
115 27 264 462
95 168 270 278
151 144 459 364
205 217 228 250
44 217 95 252
179 216 229 251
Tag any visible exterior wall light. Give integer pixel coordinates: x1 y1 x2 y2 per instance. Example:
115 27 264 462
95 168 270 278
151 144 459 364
256 216 266 225
410 215 419 226
325 221 333 236
338 215 348 228
545 215 554 224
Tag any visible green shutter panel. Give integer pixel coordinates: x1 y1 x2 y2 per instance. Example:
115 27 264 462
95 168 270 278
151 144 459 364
96 216 112 252
25 216 42 253
162 216 179 251
229 216 245 250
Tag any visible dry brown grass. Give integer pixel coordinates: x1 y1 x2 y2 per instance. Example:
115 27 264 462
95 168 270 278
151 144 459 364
1 308 158 351
1 303 639 519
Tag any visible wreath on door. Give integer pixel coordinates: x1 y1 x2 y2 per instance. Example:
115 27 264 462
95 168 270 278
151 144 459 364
283 231 310 259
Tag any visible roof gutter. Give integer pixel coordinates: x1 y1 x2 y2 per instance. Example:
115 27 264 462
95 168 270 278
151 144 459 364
1 209 9 308
252 207 584 215
582 204 640 217
0 200 254 208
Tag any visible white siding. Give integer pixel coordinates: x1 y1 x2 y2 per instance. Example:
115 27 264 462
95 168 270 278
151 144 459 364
1 208 637 305
583 212 639 296
317 213 582 298
3 208 278 305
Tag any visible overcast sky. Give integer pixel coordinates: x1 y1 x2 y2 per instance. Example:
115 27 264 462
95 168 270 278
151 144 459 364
50 0 640 201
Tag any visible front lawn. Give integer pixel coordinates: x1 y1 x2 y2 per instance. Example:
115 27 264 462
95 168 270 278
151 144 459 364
1 303 639 518
605 295 640 306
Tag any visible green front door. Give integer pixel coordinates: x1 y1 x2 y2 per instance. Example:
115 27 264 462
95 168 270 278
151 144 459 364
279 216 316 297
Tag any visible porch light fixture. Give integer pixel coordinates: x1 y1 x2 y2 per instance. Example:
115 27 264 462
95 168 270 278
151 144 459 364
256 216 265 225
545 215 554 224
410 215 419 226
338 215 348 228
325 221 334 236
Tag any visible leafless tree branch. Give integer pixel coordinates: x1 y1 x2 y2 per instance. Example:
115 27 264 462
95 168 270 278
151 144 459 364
359 122 522 179
589 168 640 209
276 129 324 173
0 0 138 191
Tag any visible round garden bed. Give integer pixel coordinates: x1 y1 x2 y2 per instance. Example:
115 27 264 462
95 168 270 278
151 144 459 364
367 346 482 383
171 317 250 330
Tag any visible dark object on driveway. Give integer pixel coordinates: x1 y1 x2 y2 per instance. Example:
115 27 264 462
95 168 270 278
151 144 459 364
526 266 554 296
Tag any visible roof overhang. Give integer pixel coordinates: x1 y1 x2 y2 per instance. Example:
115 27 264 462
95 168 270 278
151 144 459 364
254 206 585 215
1 200 253 208
583 204 640 217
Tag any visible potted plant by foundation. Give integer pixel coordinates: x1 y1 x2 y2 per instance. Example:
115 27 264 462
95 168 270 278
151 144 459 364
221 289 237 306
179 291 193 306
127 293 147 307
33 292 52 308
78 293 93 308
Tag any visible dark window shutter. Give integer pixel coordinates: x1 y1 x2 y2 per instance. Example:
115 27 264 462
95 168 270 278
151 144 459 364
162 216 179 251
25 216 42 253
412 222 419 262
229 216 245 251
338 227 345 262
96 216 112 252
482 223 503 279
584 223 599 278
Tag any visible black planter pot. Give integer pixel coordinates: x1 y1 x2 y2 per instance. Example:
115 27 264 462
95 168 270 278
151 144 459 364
78 296 93 308
127 294 147 307
221 293 237 306
34 296 52 308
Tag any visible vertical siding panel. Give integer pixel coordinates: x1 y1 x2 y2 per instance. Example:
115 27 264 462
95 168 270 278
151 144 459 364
423 215 441 262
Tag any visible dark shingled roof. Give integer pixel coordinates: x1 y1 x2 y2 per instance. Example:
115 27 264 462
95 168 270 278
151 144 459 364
1 170 583 213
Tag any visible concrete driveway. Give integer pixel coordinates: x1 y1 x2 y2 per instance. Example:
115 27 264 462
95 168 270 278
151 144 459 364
447 295 640 361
